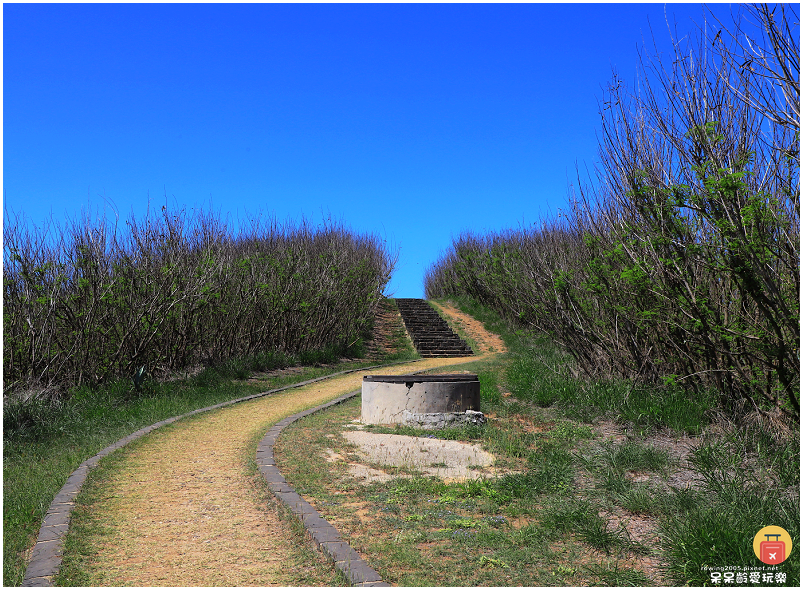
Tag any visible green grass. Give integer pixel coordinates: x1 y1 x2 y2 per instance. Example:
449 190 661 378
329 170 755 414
505 348 718 435
276 296 800 587
659 483 800 585
604 440 672 474
577 440 674 499
655 427 800 585
588 561 653 586
495 445 575 497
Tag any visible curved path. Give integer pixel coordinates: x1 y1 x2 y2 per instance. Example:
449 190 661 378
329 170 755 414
26 357 488 586
24 302 503 587
23 365 403 586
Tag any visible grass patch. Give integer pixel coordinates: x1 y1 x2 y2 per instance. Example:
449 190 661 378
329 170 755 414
660 491 800 585
657 427 800 585
276 297 800 587
275 387 650 585
604 440 672 474
587 561 652 586
578 440 674 498
495 446 575 498
505 346 718 435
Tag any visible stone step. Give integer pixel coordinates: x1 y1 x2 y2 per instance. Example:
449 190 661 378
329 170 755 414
411 338 470 346
394 298 473 358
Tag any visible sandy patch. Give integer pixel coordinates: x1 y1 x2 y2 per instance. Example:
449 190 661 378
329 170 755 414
341 431 495 482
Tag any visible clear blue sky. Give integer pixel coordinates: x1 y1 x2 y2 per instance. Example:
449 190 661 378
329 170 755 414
4 3 723 298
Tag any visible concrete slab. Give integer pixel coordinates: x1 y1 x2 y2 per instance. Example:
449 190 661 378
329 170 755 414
341 430 495 481
37 525 69 542
21 575 52 587
41 512 70 528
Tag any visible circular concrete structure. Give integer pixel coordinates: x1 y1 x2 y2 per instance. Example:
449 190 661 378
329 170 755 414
361 374 481 427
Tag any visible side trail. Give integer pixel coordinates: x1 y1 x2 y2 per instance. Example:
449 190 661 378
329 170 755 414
60 303 502 586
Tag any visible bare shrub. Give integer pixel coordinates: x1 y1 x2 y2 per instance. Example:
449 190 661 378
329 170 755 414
425 5 800 425
3 206 395 393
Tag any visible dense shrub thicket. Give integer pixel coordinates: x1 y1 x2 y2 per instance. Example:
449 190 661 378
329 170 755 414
4 206 395 393
426 5 800 425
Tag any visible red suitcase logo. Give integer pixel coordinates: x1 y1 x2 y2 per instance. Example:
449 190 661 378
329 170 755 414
753 526 792 565
760 534 786 565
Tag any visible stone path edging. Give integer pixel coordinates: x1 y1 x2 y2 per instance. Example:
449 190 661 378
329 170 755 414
256 388 389 587
21 359 422 587
256 365 433 588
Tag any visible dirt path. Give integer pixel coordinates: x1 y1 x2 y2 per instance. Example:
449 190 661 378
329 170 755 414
430 300 508 354
76 354 492 586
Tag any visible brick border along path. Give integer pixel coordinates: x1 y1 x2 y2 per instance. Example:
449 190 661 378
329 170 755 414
255 387 389 587
22 356 486 587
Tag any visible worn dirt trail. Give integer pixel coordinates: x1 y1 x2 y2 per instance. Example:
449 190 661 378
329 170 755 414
430 300 508 354
76 355 493 586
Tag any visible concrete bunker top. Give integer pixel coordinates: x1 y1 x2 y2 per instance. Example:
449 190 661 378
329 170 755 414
361 373 481 426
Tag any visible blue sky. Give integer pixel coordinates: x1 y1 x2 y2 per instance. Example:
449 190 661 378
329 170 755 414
4 3 722 298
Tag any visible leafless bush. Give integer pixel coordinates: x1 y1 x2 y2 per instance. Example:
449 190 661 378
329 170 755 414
4 206 395 393
425 4 800 425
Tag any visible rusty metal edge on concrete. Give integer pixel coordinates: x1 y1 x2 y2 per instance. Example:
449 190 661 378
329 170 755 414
362 373 478 383
21 359 423 587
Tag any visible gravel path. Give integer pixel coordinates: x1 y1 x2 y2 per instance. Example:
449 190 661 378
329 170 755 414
72 356 486 586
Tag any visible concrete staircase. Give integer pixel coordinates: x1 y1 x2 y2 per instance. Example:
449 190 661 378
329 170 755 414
395 298 474 358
